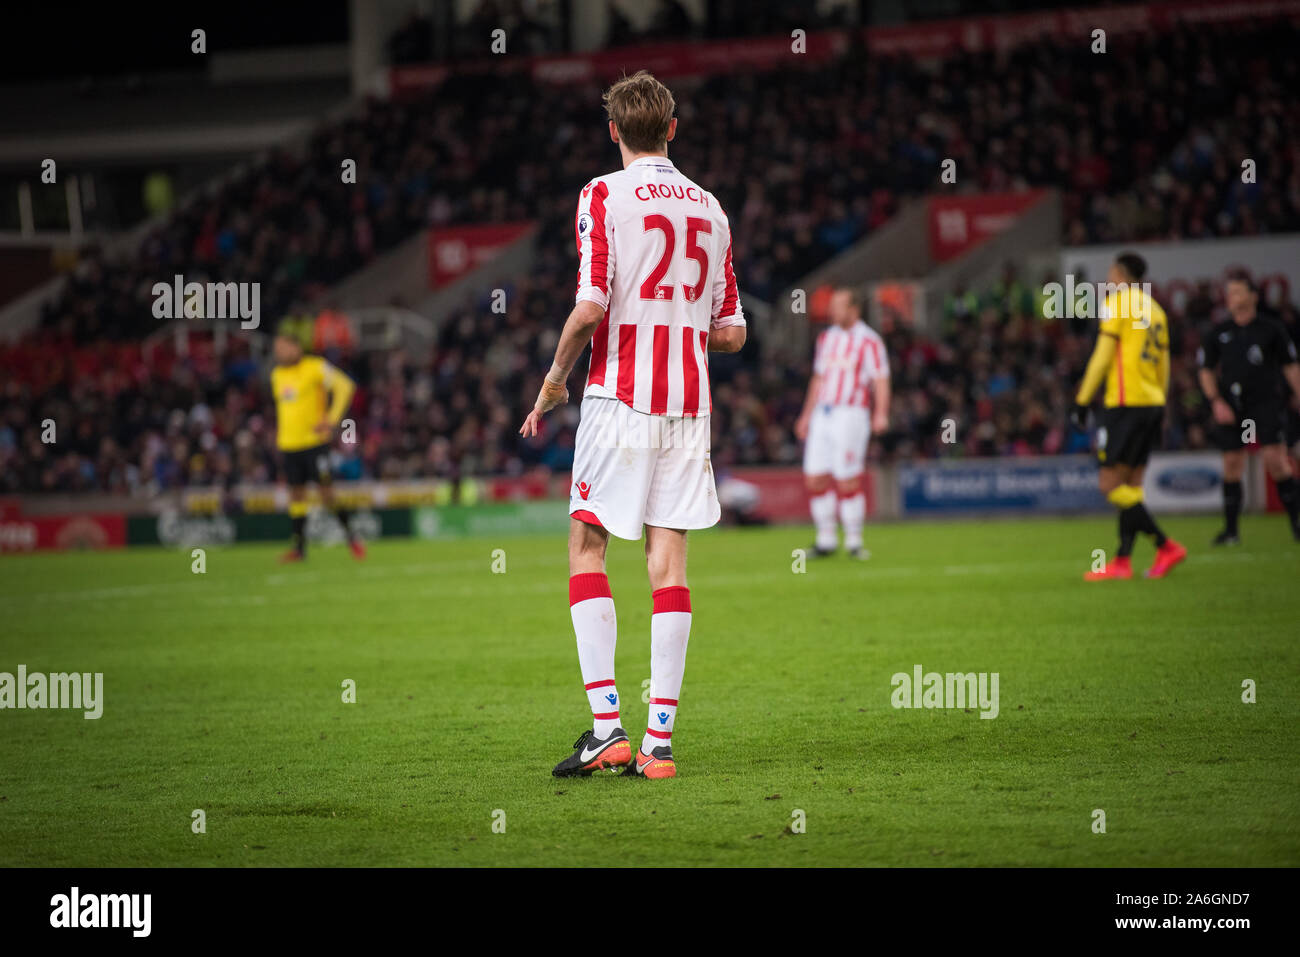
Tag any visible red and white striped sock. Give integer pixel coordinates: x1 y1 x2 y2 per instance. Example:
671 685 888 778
810 490 838 550
570 572 620 738
839 492 866 550
643 585 691 755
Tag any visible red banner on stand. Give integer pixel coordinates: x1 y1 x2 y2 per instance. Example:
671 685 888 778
927 191 1045 263
428 222 535 289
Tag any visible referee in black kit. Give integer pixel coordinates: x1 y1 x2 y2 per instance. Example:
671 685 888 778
1197 270 1300 544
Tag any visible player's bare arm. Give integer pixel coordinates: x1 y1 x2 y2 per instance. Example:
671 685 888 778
1284 361 1300 410
794 373 823 441
872 376 891 433
519 299 606 437
707 325 746 354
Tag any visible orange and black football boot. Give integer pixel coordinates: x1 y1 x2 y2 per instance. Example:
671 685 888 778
622 744 676 780
552 728 631 777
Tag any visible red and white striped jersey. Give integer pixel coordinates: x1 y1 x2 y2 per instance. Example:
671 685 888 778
575 156 744 417
813 321 890 408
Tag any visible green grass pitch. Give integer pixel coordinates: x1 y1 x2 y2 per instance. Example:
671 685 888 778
1 514 1297 867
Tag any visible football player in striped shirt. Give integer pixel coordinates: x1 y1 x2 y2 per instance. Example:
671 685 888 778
520 71 745 780
795 287 890 559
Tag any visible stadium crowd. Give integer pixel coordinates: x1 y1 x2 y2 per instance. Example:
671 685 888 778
3 16 1299 494
32 17 1300 343
5 268 1296 495
386 0 852 64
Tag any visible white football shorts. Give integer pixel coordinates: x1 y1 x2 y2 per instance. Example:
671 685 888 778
569 396 720 541
802 404 871 480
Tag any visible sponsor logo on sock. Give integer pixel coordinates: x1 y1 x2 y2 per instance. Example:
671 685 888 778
605 692 617 706
657 711 669 724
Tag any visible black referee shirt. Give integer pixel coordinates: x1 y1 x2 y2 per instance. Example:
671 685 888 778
1198 313 1299 407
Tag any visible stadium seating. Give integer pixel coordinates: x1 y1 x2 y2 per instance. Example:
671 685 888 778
3 17 1298 492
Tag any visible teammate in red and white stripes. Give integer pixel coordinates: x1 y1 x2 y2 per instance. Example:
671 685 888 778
520 71 745 780
795 287 891 559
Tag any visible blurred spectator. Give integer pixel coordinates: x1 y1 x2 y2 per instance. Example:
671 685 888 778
313 301 356 361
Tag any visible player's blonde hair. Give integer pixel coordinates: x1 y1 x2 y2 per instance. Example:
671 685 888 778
603 70 675 153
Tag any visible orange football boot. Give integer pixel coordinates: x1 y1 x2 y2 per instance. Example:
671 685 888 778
1084 555 1132 581
1146 539 1187 579
623 746 676 779
552 728 631 777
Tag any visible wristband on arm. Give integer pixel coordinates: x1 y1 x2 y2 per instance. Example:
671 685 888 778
535 364 568 408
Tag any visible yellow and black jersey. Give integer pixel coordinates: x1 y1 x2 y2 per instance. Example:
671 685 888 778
270 356 355 452
1098 286 1168 407
1077 286 1169 409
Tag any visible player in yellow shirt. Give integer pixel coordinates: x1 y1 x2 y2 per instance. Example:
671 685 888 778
1070 253 1186 580
270 330 364 563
